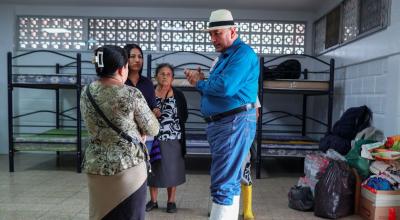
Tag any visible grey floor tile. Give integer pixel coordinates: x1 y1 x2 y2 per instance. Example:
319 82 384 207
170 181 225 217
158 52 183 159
37 213 77 220
0 154 363 220
73 213 89 220
0 210 44 220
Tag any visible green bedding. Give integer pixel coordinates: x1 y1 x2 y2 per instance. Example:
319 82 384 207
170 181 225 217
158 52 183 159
13 129 88 152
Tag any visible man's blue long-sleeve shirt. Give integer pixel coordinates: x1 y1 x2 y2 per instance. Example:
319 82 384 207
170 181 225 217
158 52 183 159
196 38 259 117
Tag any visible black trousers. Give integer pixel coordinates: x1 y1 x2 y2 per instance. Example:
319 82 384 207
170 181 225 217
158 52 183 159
103 180 147 220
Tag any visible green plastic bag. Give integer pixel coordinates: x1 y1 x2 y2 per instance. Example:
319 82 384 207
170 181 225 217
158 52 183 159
345 139 376 178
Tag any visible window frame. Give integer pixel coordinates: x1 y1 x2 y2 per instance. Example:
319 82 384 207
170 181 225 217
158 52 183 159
313 0 391 56
16 15 307 55
16 15 87 51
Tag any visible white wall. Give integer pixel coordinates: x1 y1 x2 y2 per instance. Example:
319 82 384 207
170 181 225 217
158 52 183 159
0 4 15 154
317 0 400 136
0 3 316 154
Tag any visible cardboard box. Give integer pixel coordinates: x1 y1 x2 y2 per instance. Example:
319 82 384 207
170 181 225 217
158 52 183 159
359 185 400 220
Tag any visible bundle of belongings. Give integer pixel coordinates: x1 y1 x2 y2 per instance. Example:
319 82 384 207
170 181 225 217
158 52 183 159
319 105 373 155
264 59 302 80
297 149 344 195
368 160 400 189
359 159 400 220
346 132 400 220
355 135 400 179
289 105 400 219
289 149 356 218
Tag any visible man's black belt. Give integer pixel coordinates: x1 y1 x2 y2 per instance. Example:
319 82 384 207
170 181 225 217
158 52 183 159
204 103 256 123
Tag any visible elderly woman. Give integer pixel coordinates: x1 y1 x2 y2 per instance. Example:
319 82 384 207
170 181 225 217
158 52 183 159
80 45 159 220
145 63 188 213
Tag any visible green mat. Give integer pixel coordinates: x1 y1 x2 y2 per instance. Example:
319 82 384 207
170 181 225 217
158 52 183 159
13 129 88 152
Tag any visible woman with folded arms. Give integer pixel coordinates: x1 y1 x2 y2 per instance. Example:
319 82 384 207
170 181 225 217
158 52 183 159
81 45 159 220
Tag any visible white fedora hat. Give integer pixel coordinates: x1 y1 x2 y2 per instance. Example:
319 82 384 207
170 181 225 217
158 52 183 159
204 9 238 31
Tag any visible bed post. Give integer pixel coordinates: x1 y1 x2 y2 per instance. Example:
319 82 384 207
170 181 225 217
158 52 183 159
55 63 60 129
327 59 335 133
76 53 82 173
302 69 308 136
55 63 61 166
146 54 152 79
256 56 264 179
8 52 14 172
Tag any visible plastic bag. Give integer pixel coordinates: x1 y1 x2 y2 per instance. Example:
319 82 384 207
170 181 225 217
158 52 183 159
314 160 356 219
304 153 331 180
352 126 384 147
288 185 314 211
297 176 318 195
345 139 376 178
325 149 346 161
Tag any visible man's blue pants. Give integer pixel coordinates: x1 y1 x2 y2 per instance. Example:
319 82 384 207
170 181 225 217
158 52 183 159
206 109 256 205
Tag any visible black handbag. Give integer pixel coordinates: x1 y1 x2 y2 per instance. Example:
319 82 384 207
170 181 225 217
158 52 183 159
85 83 152 173
264 59 301 80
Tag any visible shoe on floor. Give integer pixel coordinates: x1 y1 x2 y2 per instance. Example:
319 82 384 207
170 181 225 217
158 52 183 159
145 201 158 212
166 202 177 213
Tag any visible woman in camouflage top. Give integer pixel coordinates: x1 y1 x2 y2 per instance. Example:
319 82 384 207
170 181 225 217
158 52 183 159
80 45 159 220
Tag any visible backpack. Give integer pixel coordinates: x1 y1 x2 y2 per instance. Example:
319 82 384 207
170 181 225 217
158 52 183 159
332 105 372 140
264 59 301 80
319 134 351 155
319 105 373 155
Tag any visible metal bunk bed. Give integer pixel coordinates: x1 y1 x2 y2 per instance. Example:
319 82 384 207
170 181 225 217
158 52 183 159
7 50 94 173
255 54 335 178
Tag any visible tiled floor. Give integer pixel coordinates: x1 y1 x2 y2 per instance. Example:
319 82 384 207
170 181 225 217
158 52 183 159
0 153 363 220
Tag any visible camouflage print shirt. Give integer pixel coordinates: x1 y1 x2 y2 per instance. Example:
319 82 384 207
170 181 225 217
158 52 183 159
80 81 159 175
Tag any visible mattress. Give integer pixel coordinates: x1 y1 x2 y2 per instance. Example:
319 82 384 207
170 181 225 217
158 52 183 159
261 148 319 157
185 134 320 157
13 128 88 152
12 74 98 85
155 78 330 91
151 78 193 88
263 79 329 91
260 135 320 157
185 133 210 155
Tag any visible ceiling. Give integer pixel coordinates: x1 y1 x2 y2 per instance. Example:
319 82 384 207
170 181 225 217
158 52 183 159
0 0 324 11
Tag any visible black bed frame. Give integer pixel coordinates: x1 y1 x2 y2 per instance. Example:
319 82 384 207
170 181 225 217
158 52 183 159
6 49 335 178
7 50 83 173
255 54 335 178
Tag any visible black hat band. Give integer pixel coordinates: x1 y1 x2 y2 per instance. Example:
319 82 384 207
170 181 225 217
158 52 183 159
208 20 235 28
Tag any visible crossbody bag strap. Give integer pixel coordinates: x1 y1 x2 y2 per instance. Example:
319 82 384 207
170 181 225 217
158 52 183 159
85 83 152 172
85 84 134 143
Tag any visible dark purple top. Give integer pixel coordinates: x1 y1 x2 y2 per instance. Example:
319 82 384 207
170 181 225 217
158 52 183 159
125 75 157 110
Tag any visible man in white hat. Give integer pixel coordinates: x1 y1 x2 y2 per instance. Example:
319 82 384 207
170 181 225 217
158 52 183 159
185 9 259 220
